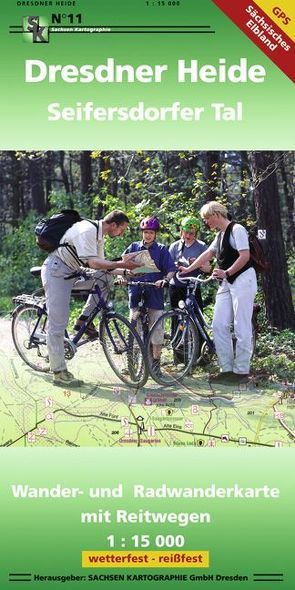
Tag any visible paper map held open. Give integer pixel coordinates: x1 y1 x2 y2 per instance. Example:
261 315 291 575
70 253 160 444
122 250 161 274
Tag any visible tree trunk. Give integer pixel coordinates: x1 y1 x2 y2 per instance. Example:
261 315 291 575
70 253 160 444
95 152 110 218
69 153 74 193
59 151 70 194
280 158 295 249
45 151 53 210
80 151 93 197
28 156 46 214
8 151 22 223
250 151 295 330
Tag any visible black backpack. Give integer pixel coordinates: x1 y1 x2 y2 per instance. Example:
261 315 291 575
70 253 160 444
35 209 99 256
35 209 82 252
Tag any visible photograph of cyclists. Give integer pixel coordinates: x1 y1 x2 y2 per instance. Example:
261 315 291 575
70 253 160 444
0 150 294 448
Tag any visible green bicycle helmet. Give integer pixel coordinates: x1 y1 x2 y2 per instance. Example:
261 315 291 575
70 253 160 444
180 216 200 232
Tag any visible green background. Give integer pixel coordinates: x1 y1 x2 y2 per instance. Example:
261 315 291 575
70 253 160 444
0 449 293 588
1 0 294 149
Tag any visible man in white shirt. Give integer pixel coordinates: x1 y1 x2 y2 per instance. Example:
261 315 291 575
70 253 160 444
41 210 138 386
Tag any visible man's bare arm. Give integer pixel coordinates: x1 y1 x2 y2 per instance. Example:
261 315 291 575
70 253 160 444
86 258 140 271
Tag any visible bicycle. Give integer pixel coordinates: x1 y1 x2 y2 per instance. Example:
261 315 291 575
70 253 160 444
146 273 259 386
124 280 160 339
116 279 166 381
11 267 149 389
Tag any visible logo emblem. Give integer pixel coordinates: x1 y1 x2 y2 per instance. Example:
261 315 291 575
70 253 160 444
23 16 49 43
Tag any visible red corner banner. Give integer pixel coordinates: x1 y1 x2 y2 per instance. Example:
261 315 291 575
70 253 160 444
212 0 295 82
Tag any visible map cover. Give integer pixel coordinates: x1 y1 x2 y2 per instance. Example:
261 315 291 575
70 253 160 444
0 1 294 589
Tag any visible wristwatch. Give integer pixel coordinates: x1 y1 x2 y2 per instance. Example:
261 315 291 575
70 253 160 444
225 271 230 279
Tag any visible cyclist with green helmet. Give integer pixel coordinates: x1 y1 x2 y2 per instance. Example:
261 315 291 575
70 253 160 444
169 215 210 311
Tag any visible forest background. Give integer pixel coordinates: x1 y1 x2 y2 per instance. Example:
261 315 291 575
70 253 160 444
0 150 294 382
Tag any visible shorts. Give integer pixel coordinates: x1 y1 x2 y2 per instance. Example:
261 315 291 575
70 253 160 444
130 308 164 345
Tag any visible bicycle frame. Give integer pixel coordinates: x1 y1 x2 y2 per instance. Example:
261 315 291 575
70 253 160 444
186 293 215 353
71 282 109 347
126 280 159 343
67 282 134 357
72 290 131 357
175 275 216 356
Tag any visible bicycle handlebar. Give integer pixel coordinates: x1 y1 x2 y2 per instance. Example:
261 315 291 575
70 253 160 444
115 280 165 288
68 271 213 287
176 272 215 284
128 281 158 287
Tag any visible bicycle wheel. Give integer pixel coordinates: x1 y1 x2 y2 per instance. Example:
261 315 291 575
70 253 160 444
12 304 50 372
100 312 148 388
146 310 199 386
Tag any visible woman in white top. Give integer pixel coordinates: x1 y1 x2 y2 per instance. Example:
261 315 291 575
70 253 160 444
179 201 257 385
